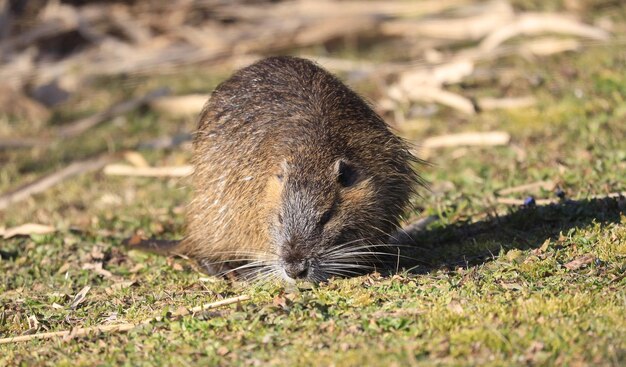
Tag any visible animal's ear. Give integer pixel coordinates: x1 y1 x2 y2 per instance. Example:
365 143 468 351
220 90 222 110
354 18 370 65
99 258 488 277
333 159 359 187
277 159 290 182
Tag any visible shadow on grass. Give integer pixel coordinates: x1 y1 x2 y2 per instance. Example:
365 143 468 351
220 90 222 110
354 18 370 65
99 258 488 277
392 196 625 273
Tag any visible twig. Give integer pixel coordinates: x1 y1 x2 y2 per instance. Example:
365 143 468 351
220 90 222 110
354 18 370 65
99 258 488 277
0 295 251 345
517 37 580 57
103 164 193 177
186 295 250 315
496 180 555 196
422 131 511 149
1 223 56 239
219 0 468 20
381 0 514 41
480 13 610 52
389 85 476 115
0 324 137 345
57 87 169 138
0 154 115 211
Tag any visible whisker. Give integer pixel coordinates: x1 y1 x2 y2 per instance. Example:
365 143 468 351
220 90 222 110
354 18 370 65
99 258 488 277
247 267 280 285
218 259 278 278
322 262 374 268
317 237 372 256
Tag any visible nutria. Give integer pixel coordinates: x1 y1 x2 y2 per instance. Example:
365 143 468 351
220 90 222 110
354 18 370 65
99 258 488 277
129 56 420 282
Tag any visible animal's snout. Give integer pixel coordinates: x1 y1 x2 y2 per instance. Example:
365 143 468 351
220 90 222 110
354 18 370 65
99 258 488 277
284 259 309 279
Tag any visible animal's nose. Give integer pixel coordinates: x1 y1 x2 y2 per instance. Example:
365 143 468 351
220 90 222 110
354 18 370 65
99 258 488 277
284 260 309 279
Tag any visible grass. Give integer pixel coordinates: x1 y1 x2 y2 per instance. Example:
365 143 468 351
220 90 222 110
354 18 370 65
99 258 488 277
2 7 626 367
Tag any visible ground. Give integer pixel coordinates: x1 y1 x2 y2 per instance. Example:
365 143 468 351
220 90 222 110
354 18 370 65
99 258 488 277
1 2 625 366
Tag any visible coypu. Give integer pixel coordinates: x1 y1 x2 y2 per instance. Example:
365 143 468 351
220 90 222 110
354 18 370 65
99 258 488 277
130 56 420 282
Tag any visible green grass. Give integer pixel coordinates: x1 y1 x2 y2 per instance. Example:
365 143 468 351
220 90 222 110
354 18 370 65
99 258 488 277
2 11 626 367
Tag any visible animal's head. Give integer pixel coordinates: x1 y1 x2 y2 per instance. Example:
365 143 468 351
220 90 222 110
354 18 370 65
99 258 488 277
265 145 417 282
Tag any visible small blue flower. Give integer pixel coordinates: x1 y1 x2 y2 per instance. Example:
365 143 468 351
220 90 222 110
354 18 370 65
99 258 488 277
523 196 536 206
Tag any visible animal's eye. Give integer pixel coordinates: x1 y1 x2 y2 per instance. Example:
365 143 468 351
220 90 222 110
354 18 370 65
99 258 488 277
277 212 283 224
276 174 284 182
336 160 358 187
319 209 333 226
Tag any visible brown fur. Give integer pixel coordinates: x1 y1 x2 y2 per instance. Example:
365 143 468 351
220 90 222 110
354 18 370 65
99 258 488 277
158 56 420 281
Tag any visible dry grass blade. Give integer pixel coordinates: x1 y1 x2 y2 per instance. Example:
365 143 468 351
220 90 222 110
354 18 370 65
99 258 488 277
0 295 251 345
0 324 137 345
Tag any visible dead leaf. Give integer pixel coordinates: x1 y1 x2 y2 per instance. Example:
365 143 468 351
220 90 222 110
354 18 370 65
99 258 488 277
539 239 551 253
56 263 71 275
82 262 114 278
27 315 39 329
564 254 595 270
70 286 91 309
2 223 56 238
272 294 291 310
166 257 184 271
90 246 105 261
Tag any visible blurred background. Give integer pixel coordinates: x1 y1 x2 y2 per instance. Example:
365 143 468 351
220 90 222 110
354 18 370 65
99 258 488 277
0 0 624 235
